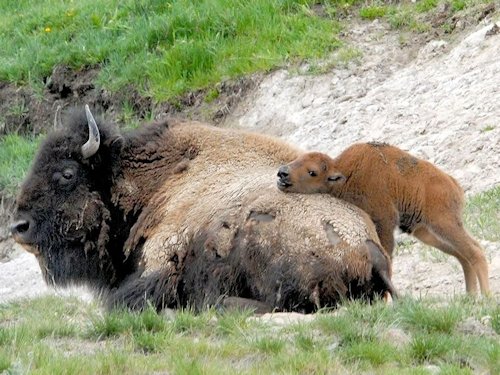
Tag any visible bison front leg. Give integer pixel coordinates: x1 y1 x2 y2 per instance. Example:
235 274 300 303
105 267 180 311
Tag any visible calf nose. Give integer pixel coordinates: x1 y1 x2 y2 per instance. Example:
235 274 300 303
277 165 289 179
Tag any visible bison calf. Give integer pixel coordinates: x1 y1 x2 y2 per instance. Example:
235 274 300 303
277 142 490 296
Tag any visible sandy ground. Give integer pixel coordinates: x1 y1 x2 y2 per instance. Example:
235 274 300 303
0 19 499 305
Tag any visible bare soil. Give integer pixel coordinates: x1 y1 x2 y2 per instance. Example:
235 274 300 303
0 14 499 304
0 65 259 138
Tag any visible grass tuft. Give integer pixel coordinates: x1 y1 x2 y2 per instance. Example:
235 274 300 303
0 134 41 197
409 333 455 363
132 331 169 353
171 309 211 334
359 5 388 20
253 337 286 355
216 309 253 336
315 312 377 344
487 343 500 375
343 341 398 366
451 0 468 11
88 305 166 339
415 0 439 13
464 186 500 241
399 299 462 334
0 353 9 373
295 331 316 352
491 307 500 334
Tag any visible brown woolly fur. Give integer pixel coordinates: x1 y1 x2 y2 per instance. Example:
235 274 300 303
12 107 396 313
277 144 490 296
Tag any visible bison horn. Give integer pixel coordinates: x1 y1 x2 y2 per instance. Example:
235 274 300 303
53 105 62 130
81 105 101 159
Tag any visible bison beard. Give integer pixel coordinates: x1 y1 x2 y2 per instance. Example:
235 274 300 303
35 196 114 288
12 106 396 312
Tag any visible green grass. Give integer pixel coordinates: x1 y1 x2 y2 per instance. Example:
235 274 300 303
451 0 468 11
0 134 42 197
398 299 463 334
3 0 487 106
359 0 492 34
0 0 342 101
0 296 498 374
464 185 500 241
359 5 388 20
415 0 439 13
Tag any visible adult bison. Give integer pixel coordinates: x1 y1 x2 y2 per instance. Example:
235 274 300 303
11 106 396 312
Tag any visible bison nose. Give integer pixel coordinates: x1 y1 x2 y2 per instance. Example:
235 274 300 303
277 165 289 179
10 217 33 243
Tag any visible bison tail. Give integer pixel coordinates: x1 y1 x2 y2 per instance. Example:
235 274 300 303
366 240 399 300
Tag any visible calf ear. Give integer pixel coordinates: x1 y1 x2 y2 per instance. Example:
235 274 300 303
327 173 345 184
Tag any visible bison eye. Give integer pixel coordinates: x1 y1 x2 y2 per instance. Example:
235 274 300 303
308 170 317 177
53 168 76 186
62 169 74 180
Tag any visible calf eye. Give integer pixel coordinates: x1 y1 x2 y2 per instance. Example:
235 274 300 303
308 170 317 177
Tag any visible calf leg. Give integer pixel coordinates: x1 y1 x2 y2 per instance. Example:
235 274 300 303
433 220 489 295
412 226 477 293
374 221 396 258
442 224 490 295
412 222 489 295
377 227 394 259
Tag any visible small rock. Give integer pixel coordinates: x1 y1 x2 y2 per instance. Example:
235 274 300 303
379 327 412 347
249 312 316 326
485 23 500 37
456 317 497 337
480 315 492 325
418 40 448 60
326 340 340 352
455 20 466 30
425 365 440 375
